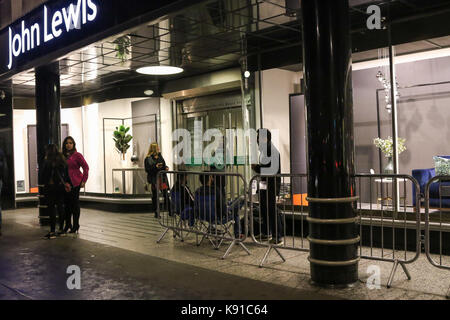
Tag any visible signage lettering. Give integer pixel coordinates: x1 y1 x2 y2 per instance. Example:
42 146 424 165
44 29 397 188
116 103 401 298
7 0 98 70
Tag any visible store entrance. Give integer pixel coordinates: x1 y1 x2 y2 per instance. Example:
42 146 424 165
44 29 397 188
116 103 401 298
176 91 250 191
183 106 244 170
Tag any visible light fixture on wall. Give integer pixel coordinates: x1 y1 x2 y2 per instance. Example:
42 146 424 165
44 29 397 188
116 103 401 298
144 90 154 96
136 66 184 75
0 90 5 100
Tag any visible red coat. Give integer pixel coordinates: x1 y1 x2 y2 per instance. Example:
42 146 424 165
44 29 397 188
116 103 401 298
67 152 89 187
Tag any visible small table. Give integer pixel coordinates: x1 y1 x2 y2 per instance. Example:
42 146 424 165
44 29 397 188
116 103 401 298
374 178 407 208
112 167 146 194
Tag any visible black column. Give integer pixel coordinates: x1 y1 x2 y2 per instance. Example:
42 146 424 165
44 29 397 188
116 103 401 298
0 81 15 210
35 62 61 224
302 0 358 286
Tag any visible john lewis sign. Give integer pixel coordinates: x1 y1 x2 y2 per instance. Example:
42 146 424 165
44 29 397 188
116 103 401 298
7 0 98 70
0 0 202 79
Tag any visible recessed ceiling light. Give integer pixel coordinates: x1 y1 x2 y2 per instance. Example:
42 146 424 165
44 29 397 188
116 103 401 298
136 66 184 75
144 90 154 96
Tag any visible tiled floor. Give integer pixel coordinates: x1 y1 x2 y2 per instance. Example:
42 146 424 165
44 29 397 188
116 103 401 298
4 207 450 300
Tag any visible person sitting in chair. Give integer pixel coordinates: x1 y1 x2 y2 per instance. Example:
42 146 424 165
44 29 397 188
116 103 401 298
194 172 244 239
170 172 195 226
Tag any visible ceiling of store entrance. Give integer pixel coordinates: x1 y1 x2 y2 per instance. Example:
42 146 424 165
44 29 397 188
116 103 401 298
9 0 450 101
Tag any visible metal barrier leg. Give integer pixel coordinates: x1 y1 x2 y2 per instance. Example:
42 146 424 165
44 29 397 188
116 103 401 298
399 262 411 281
222 240 251 260
222 241 237 259
259 247 272 268
174 219 183 242
157 226 182 244
197 234 207 246
209 237 223 250
387 260 400 289
273 247 286 262
238 242 251 255
259 245 286 268
157 228 170 244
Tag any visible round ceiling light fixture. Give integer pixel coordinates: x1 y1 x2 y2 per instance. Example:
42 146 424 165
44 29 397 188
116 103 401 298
144 90 154 96
136 66 184 75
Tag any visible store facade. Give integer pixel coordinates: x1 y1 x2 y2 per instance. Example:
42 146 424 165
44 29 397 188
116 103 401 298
2 0 450 286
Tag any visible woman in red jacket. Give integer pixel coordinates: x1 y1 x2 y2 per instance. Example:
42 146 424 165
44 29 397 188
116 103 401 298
62 136 89 234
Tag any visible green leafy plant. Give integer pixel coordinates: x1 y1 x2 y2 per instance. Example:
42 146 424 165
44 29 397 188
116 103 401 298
113 125 133 160
113 36 131 63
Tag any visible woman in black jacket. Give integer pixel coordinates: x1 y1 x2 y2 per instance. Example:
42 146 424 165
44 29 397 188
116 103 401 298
145 143 169 218
40 144 71 239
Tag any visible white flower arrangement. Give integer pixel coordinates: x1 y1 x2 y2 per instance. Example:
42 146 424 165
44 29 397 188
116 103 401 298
374 136 407 158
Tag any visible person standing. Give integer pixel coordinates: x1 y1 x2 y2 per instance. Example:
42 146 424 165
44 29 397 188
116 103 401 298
0 146 7 237
252 129 284 245
145 143 169 218
62 137 89 234
40 144 72 239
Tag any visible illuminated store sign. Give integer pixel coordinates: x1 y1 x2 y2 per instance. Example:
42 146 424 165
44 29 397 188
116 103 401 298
7 0 98 69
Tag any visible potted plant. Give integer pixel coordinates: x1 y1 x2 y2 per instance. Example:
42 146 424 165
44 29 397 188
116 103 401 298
113 35 131 64
113 125 133 161
374 136 407 173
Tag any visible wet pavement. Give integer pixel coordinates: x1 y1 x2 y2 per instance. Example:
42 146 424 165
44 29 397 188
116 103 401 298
2 208 450 300
0 217 338 300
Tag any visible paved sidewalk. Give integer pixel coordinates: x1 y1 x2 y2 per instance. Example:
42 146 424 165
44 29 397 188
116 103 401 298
2 208 450 300
0 212 337 300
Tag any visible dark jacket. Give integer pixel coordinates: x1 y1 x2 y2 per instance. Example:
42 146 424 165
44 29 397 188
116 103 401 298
253 142 281 196
0 148 7 181
194 184 228 219
145 153 168 186
40 161 71 188
171 181 194 212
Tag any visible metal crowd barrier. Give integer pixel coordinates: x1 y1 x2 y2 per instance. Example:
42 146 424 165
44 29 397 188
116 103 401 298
156 170 250 260
425 175 450 298
354 174 421 288
248 174 309 267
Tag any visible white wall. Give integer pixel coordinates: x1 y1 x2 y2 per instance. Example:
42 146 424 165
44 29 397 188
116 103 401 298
13 108 81 193
83 99 137 194
61 107 83 154
13 109 35 193
13 98 145 195
260 68 302 174
82 103 102 193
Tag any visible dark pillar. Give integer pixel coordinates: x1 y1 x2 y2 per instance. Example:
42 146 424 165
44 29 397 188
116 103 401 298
0 81 15 210
35 62 61 224
302 0 358 286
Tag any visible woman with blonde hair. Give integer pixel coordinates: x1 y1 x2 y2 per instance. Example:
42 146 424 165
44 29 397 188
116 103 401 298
144 143 169 218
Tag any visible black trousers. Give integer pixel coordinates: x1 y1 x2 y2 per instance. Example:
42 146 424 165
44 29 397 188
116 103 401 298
64 186 81 230
45 184 65 233
151 184 169 217
260 187 284 241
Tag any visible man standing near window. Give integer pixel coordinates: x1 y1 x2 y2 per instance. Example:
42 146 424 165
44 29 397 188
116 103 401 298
252 129 284 245
0 146 7 237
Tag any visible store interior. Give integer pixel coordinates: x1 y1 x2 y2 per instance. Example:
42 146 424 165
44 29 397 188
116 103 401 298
4 0 449 208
